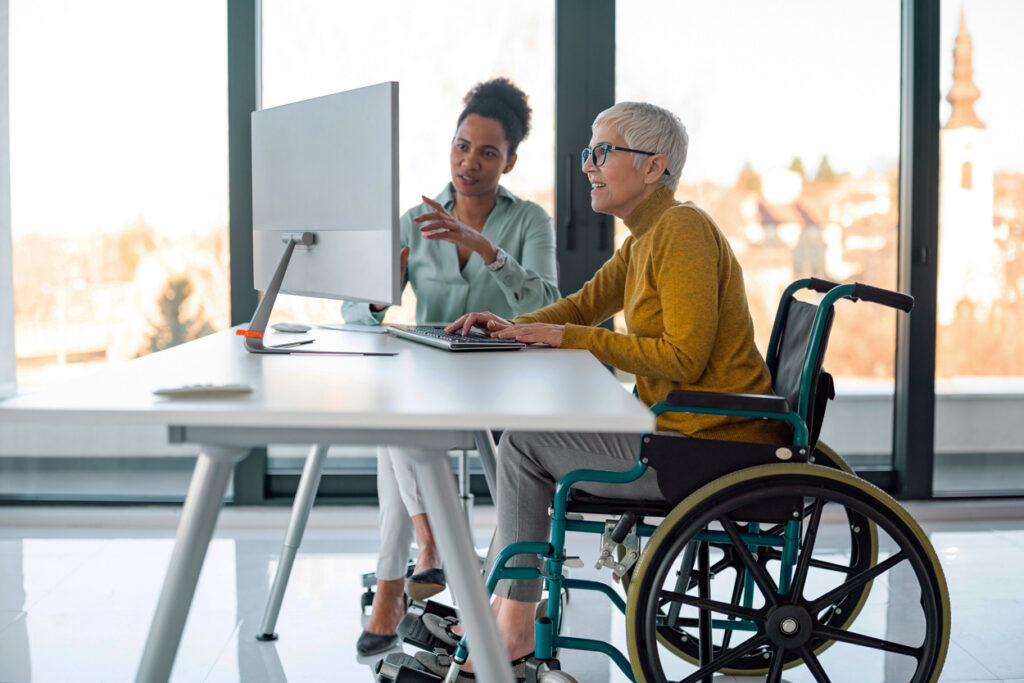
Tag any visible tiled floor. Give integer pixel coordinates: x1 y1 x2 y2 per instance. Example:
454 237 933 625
0 500 1022 682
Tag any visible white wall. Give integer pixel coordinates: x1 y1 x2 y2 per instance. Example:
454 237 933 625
0 0 16 399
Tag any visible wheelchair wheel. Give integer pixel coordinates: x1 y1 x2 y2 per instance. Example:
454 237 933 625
621 441 878 675
625 464 948 683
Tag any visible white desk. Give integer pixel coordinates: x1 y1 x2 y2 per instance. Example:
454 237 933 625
0 328 653 683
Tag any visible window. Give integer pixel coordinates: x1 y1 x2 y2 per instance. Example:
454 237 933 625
616 0 901 464
2 0 229 499
260 0 555 326
10 1 229 389
259 0 555 474
934 1 1024 494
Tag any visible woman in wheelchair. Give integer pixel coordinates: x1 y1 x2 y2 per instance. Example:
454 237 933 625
443 101 792 674
427 100 949 683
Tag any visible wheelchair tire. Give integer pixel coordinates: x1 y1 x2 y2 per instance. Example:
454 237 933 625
625 464 949 683
620 440 878 675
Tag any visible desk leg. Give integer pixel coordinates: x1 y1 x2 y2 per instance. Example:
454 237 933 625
396 449 515 683
473 431 498 501
258 443 329 640
135 445 245 683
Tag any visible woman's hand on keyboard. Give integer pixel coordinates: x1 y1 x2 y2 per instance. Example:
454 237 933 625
447 312 512 337
492 323 564 348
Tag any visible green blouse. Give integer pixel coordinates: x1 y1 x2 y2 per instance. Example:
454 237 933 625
342 184 560 324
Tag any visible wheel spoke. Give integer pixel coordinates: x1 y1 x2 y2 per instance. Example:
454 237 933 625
719 517 780 606
762 548 862 574
816 624 923 658
679 633 772 683
789 497 823 598
799 645 833 683
659 589 762 622
811 551 906 612
766 645 787 683
720 563 748 650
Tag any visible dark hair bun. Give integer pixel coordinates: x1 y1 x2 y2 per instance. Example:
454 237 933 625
458 78 532 157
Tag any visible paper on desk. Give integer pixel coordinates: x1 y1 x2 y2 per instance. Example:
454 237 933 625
316 322 389 334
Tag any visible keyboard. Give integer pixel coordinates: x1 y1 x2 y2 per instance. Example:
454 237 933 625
386 325 526 352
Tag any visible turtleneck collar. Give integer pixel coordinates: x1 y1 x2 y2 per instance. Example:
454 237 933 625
622 186 677 239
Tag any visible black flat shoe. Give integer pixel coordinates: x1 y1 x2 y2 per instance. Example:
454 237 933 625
356 629 399 657
407 567 446 601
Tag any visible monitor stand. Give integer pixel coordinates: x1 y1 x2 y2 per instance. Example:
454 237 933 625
238 232 397 357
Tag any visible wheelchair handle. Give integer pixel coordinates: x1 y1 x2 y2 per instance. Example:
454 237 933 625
808 277 914 313
807 277 842 293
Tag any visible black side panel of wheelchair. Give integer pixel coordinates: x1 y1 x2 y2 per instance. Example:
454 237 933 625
645 436 803 523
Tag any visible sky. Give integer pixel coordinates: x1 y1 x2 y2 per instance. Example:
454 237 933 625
7 0 1022 238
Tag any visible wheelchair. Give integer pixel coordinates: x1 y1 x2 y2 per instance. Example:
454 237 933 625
381 277 950 683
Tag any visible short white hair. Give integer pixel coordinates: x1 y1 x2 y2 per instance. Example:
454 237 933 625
593 102 688 190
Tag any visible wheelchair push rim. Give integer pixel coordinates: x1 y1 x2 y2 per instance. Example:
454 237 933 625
625 464 950 683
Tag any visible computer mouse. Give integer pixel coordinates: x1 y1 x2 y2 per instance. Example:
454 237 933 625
271 322 312 333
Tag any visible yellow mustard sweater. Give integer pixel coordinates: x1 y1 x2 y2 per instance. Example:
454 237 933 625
515 187 789 444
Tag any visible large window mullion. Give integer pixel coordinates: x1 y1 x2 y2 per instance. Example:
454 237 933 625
228 0 258 328
894 0 940 499
555 0 614 296
228 0 265 504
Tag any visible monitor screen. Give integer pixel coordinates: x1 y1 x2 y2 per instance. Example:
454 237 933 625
251 81 400 305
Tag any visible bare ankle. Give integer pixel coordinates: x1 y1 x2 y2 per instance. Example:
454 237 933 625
415 544 441 572
365 578 406 634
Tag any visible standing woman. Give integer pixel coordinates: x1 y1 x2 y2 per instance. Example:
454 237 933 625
343 78 560 656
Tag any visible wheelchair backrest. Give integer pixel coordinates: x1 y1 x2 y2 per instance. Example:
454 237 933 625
769 297 834 445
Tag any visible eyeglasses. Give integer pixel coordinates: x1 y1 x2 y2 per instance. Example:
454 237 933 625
581 143 670 175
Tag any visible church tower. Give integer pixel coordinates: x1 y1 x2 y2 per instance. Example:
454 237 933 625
938 9 999 326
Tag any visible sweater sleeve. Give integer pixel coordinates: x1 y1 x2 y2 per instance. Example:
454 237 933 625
340 208 413 325
562 209 720 382
514 246 628 326
487 205 560 315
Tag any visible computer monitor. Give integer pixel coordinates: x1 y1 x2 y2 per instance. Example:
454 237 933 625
243 82 400 354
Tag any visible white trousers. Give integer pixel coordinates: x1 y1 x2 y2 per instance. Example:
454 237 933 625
375 445 428 581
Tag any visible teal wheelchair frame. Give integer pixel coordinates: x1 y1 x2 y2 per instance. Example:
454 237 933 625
444 279 949 683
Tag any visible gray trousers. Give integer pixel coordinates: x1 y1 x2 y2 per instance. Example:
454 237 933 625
485 430 666 602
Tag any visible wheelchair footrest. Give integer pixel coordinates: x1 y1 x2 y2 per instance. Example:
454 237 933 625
396 599 459 653
375 652 437 683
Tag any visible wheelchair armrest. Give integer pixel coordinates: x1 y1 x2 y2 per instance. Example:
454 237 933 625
662 390 791 415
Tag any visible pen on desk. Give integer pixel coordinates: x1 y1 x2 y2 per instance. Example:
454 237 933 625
296 351 399 357
272 339 316 348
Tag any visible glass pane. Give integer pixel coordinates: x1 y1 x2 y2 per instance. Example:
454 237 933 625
10 1 229 390
934 1 1024 494
261 0 555 326
260 1 555 471
5 1 229 496
616 1 901 464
